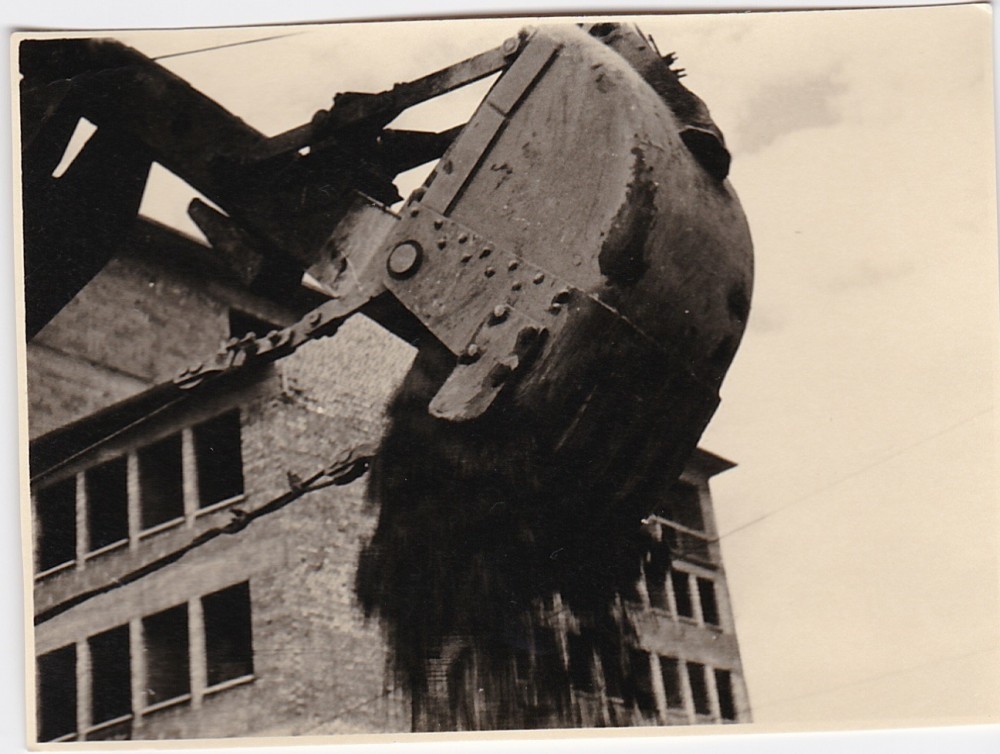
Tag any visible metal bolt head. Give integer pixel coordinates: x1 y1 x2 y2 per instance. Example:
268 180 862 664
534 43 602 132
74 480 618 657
485 266 496 277
466 343 481 359
437 238 447 249
433 219 444 230
511 281 523 291
387 241 423 278
502 36 520 55
480 247 493 258
458 233 469 244
493 304 509 321
552 288 572 305
409 208 420 218
533 272 545 284
508 260 519 271
309 311 322 325
460 252 473 263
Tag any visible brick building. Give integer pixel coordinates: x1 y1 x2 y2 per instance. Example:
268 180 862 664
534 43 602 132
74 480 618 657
26 218 749 740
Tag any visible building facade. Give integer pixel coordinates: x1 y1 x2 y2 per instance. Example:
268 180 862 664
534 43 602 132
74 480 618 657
27 220 749 740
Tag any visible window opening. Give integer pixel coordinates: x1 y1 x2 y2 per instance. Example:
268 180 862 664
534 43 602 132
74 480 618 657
687 661 711 716
655 481 705 531
627 648 657 719
644 540 670 610
671 570 694 619
659 656 684 709
597 632 625 699
36 477 76 573
37 644 77 741
138 434 183 530
715 668 737 721
228 310 276 340
202 582 254 687
142 604 190 707
193 410 244 508
86 456 128 552
88 625 132 730
697 577 720 626
566 632 594 693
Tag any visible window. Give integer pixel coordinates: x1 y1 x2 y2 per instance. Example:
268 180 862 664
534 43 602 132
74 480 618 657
138 434 183 530
715 668 737 721
37 644 76 741
86 456 128 552
644 540 670 610
654 481 716 565
687 661 711 715
36 477 76 573
597 633 624 699
202 582 254 687
229 309 275 340
193 410 244 508
655 482 704 531
566 632 594 693
697 577 720 626
532 626 564 692
142 604 190 707
659 656 684 709
671 570 694 619
627 648 657 719
88 625 131 732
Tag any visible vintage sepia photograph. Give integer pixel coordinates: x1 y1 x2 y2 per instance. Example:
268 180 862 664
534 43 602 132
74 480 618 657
11 3 999 748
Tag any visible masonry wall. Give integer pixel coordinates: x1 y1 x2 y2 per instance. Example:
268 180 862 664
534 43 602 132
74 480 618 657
33 318 417 739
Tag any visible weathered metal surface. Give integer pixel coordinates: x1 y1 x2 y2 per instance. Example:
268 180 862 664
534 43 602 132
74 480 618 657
375 25 751 432
18 36 527 336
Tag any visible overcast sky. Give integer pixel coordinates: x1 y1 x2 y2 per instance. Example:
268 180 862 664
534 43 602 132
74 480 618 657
25 2 1000 735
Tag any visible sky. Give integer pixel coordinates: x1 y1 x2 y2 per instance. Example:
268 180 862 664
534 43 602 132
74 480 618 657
9 1 1000 746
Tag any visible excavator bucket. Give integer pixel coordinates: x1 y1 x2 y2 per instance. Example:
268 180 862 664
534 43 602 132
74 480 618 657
378 24 752 488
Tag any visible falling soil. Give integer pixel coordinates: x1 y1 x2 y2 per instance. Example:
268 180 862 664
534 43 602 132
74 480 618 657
356 340 679 731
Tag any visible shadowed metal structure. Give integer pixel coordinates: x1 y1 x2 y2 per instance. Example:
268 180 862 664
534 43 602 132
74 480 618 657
21 21 752 731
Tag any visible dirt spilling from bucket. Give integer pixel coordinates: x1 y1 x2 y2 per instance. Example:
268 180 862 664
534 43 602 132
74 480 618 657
356 342 674 730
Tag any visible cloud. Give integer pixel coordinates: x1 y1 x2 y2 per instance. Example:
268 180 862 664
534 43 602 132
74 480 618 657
732 71 848 154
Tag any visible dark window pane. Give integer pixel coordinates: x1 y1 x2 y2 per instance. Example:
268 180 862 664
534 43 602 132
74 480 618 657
143 604 189 706
229 310 275 339
671 570 693 618
194 410 244 508
687 662 710 715
659 656 684 709
627 648 657 719
566 632 594 693
597 633 624 699
86 457 128 551
203 582 253 687
715 668 737 721
138 434 183 529
36 477 76 572
644 540 670 610
89 625 131 724
37 644 76 741
531 626 565 695
697 577 720 626
654 482 704 531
